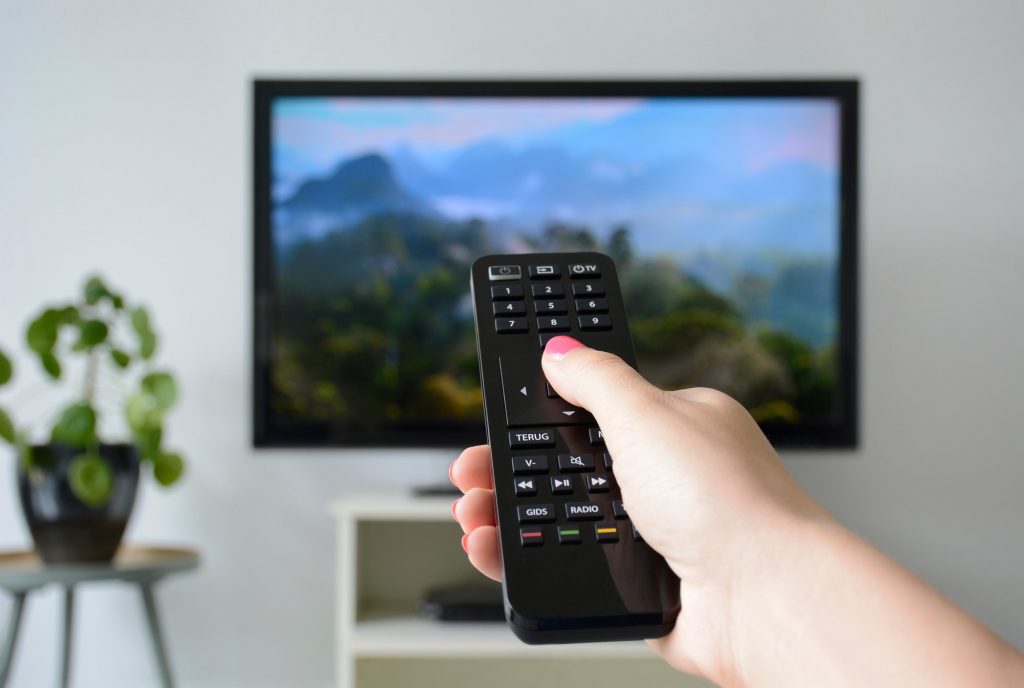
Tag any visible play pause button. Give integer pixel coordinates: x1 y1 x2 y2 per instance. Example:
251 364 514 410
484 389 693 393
550 476 574 495
514 478 538 497
587 475 610 493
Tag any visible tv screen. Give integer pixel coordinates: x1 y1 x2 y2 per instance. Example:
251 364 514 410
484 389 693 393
254 80 858 448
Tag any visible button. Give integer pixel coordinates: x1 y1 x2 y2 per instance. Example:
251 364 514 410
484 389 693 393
537 316 571 332
550 476 574 494
572 282 605 297
603 453 613 470
558 453 595 472
545 381 559 398
533 299 568 315
632 524 644 543
569 263 601 278
565 502 603 520
489 265 522 281
520 527 544 546
532 283 565 298
529 265 561 279
491 284 524 300
575 298 608 314
586 474 610 493
493 301 526 316
579 314 612 331
511 455 548 475
509 429 555 449
539 333 560 349
612 500 627 519
514 477 538 496
496 318 529 334
588 427 604 446
557 527 581 545
595 523 619 543
500 354 594 427
517 504 555 523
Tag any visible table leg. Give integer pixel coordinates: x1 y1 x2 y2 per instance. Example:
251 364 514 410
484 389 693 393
60 586 74 688
140 583 174 688
1 591 27 688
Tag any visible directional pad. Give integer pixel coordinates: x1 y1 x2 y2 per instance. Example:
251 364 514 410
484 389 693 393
499 354 594 428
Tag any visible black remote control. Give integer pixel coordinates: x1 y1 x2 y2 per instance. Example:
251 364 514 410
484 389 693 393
470 251 680 644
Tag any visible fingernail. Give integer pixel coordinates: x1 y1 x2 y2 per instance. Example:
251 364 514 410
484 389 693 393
451 499 460 518
448 461 456 486
544 335 585 360
461 533 469 552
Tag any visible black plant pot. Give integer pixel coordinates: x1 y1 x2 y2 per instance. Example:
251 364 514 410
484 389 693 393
17 443 140 564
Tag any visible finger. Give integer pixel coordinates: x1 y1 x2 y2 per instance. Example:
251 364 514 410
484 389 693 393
454 487 496 533
450 445 493 493
542 336 659 423
465 525 502 581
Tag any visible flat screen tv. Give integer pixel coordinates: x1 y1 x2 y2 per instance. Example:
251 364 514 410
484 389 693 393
254 79 858 448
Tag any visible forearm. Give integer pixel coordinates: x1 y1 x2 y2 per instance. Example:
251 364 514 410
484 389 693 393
731 515 1024 687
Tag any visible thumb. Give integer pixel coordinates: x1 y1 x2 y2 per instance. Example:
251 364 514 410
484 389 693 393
541 336 660 427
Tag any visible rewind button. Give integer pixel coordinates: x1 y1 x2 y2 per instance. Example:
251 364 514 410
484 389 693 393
514 478 538 497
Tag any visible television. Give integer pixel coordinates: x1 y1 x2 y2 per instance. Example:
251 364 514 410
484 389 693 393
253 79 858 448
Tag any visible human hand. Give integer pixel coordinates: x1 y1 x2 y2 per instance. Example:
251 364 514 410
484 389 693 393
450 335 831 684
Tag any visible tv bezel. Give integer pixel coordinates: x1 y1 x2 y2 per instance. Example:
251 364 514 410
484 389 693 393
253 78 859 449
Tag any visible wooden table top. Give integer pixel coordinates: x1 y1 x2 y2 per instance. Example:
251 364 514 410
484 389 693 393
0 546 199 591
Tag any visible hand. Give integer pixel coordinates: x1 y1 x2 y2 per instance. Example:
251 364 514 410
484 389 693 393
452 337 1024 687
450 335 828 683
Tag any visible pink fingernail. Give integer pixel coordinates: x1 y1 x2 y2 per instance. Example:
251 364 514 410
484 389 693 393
451 499 460 518
448 461 456 485
544 335 585 360
461 533 469 552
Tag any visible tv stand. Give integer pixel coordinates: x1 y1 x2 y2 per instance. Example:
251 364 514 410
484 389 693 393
330 494 707 688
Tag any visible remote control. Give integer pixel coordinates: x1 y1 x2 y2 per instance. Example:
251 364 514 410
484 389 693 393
470 252 680 644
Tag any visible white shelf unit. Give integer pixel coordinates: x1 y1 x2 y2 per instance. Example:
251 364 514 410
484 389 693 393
331 494 709 688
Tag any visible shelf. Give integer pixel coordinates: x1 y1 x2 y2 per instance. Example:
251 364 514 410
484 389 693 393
352 614 653 658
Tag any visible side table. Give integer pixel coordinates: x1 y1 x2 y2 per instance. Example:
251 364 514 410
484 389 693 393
0 546 199 688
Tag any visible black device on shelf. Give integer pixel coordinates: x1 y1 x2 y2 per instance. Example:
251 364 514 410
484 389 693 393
253 78 859 449
470 251 679 643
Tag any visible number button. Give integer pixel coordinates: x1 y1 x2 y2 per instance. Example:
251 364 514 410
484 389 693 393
575 298 608 314
496 318 529 333
578 314 612 330
493 301 526 316
571 282 605 297
537 316 571 332
491 284 524 301
531 284 565 297
533 299 567 315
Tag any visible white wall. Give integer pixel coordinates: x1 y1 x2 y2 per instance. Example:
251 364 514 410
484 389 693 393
1 1 1022 685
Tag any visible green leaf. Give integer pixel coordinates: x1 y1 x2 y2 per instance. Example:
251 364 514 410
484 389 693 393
141 372 177 411
135 425 163 460
51 402 97 448
139 332 157 359
153 452 184 487
110 348 131 369
58 306 80 325
125 391 161 434
41 353 62 380
27 309 61 354
111 294 125 310
0 407 15 443
74 319 109 350
131 307 157 360
68 453 113 506
0 349 12 386
84 276 109 305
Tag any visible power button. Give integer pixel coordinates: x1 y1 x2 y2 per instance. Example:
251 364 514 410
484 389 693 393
488 265 522 281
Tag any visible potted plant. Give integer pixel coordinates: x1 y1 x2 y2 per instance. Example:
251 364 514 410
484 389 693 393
0 276 186 563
